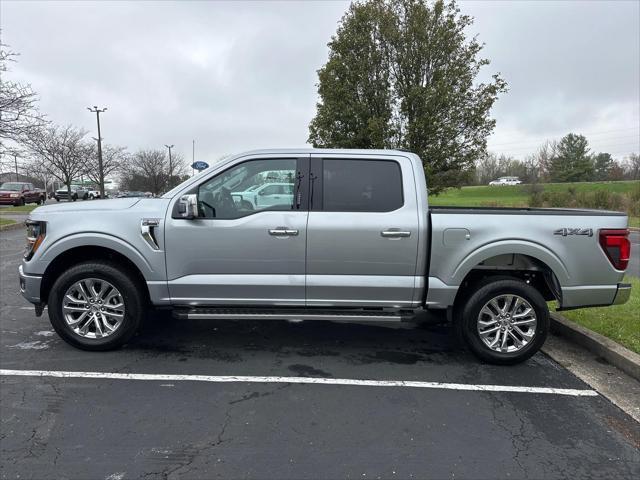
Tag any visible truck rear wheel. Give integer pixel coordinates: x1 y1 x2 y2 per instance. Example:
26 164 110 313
456 278 549 365
47 261 143 351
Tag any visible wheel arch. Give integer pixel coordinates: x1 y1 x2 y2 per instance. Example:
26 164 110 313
40 244 151 305
451 242 567 307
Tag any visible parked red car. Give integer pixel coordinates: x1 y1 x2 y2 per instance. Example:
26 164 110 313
0 182 46 206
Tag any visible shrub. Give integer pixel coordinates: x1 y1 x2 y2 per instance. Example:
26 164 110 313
529 192 544 207
528 188 634 214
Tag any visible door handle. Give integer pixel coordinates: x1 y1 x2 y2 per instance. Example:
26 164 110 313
269 227 299 236
381 229 411 238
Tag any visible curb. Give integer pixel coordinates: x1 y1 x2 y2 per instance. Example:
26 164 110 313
549 312 640 381
0 221 23 232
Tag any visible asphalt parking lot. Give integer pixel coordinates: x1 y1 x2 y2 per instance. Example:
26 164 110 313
1 227 639 479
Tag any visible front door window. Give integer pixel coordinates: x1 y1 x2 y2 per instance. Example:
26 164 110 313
197 159 296 219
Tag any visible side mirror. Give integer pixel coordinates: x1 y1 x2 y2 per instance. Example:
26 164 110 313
177 194 198 219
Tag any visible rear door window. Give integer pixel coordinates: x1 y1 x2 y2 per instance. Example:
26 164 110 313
322 159 403 212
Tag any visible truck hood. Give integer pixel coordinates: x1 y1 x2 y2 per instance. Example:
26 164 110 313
32 198 141 214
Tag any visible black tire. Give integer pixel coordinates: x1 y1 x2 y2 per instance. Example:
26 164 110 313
455 278 549 365
55 197 60 202
17 198 25 207
72 194 77 201
47 261 144 351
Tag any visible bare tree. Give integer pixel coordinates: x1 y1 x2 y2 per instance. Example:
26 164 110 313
85 142 127 189
533 140 557 181
24 155 53 193
474 153 500 185
0 43 47 153
120 149 167 195
623 153 640 180
166 151 188 190
120 149 188 195
27 125 89 197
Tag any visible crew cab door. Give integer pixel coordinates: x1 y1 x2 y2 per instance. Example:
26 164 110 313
164 154 309 306
306 154 420 307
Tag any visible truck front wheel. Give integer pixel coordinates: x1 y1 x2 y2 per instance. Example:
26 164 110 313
47 261 143 351
456 278 549 365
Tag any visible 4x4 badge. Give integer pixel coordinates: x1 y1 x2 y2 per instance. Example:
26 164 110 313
554 228 593 237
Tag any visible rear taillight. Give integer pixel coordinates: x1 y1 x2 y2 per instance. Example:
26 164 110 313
598 229 630 271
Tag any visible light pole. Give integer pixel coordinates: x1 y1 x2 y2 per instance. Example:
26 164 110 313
164 144 174 189
13 152 19 181
87 106 107 198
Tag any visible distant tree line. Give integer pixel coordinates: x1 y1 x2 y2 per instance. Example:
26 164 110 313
474 133 639 185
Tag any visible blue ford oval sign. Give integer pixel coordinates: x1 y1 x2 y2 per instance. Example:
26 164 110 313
192 161 209 171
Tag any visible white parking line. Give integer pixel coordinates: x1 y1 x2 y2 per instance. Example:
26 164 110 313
0 369 598 397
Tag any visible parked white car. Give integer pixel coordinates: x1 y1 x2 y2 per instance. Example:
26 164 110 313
489 176 522 186
231 182 294 209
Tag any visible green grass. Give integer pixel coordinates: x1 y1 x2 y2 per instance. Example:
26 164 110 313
629 216 640 228
556 276 640 354
429 180 639 208
0 204 38 214
0 217 17 227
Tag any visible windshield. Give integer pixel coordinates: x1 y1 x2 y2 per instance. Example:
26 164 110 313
1 183 22 191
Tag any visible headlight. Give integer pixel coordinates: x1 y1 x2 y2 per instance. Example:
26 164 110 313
10 193 19 198
24 220 46 260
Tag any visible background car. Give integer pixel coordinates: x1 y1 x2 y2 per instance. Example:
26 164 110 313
0 182 45 206
231 182 294 209
489 176 522 186
54 185 89 201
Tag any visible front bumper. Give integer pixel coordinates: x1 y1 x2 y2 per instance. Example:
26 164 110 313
0 198 20 205
612 283 632 306
18 264 42 304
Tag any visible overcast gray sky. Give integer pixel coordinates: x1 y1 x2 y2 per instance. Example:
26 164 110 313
2 0 639 165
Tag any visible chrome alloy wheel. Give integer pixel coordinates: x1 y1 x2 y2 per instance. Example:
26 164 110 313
477 294 537 353
62 278 125 339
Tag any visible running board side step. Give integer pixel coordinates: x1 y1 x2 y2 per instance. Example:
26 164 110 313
172 307 416 322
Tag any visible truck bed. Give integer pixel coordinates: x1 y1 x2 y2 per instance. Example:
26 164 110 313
426 205 628 309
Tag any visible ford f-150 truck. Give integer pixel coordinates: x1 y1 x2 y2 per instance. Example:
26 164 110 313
18 149 632 364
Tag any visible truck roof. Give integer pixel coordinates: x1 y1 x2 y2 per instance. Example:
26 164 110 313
233 148 417 156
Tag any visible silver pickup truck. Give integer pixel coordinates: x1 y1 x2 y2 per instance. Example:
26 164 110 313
19 149 632 364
